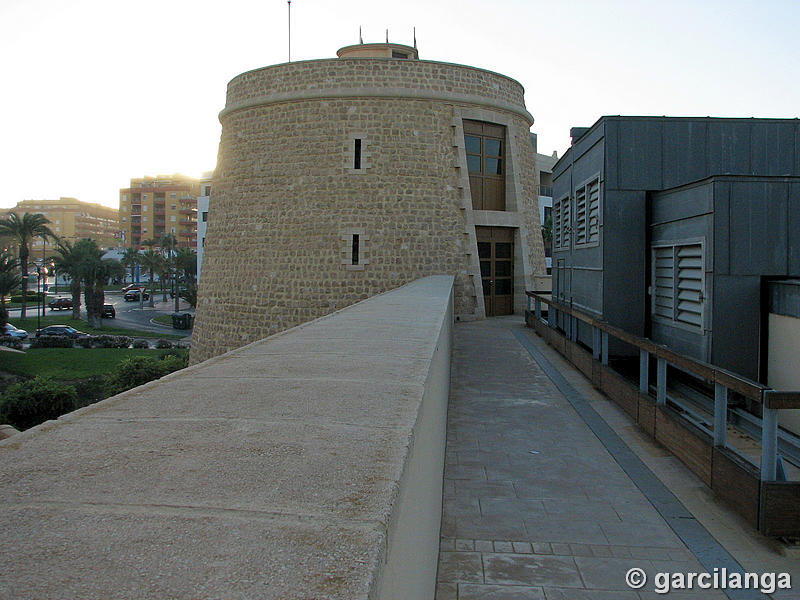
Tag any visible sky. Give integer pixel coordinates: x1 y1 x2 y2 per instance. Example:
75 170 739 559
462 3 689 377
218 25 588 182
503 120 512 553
1 0 798 209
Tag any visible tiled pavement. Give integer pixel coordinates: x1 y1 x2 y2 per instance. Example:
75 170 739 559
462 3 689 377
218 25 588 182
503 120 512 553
436 318 731 600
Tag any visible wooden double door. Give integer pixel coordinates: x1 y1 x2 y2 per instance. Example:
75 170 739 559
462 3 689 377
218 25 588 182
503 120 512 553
477 227 514 316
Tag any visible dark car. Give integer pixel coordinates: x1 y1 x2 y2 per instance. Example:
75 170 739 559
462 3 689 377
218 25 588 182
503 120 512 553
102 304 116 318
124 290 150 302
48 297 73 310
35 325 89 338
121 284 144 293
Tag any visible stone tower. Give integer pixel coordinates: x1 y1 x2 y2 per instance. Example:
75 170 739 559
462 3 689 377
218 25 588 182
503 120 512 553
191 42 545 363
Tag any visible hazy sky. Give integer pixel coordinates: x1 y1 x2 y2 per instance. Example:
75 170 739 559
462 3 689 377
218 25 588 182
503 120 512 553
1 0 798 209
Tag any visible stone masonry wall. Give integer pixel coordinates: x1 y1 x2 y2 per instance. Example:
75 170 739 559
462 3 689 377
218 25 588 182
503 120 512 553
191 58 542 363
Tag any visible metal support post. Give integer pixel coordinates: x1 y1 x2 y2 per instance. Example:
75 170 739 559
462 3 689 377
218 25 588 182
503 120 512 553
548 306 556 328
570 316 577 341
713 383 728 448
761 406 778 481
592 327 601 360
639 350 649 394
656 357 667 406
534 298 541 320
527 294 531 312
601 331 609 366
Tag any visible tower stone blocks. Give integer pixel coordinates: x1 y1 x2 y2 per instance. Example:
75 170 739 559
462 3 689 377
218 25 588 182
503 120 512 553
191 46 545 363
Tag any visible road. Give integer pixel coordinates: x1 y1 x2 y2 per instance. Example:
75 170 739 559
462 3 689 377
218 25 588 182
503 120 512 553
8 291 194 339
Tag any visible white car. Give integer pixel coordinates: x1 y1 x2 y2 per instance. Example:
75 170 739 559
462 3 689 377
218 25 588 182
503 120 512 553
3 323 29 339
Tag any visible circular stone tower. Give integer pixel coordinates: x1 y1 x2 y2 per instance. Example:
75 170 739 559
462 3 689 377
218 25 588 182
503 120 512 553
191 43 546 363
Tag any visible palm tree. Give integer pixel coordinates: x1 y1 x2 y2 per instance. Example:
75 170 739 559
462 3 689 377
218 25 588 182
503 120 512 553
121 247 140 285
137 249 164 308
74 239 124 328
52 239 85 320
0 252 22 328
0 212 54 319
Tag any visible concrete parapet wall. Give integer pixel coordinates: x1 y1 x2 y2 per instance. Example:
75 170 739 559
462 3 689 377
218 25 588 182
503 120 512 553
0 276 454 599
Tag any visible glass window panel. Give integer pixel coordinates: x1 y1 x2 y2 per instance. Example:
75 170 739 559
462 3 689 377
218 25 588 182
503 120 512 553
465 135 481 154
495 243 512 259
485 158 502 175
495 261 512 277
467 155 482 173
480 261 491 277
485 139 502 156
477 242 491 259
482 279 491 295
495 279 512 295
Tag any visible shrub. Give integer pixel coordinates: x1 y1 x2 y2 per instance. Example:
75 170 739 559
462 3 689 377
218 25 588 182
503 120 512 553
30 336 74 349
96 335 132 349
0 377 78 430
105 353 185 396
132 339 149 349
75 336 96 348
0 336 23 350
155 339 173 349
73 376 108 408
9 291 44 303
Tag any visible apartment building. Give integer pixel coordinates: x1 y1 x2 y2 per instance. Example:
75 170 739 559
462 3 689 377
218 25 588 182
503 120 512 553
119 174 200 248
4 197 120 250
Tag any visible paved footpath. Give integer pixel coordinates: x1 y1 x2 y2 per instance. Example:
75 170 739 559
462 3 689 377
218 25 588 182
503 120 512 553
436 318 799 600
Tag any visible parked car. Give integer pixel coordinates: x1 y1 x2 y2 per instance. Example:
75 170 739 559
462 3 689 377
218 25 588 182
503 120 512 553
102 304 116 318
121 284 145 293
35 325 89 338
3 323 29 339
124 290 150 302
48 297 74 311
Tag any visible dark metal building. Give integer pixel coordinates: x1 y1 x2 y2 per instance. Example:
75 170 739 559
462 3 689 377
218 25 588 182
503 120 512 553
552 116 800 381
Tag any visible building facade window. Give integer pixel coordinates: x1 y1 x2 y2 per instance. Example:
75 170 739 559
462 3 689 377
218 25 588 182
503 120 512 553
341 230 369 270
347 134 370 173
463 119 506 211
651 242 704 329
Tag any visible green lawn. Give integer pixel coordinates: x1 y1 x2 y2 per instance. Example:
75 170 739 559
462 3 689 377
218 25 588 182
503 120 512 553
7 315 185 339
0 348 189 379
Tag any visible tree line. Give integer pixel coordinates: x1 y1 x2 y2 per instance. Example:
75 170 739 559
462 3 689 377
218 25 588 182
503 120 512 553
0 212 197 329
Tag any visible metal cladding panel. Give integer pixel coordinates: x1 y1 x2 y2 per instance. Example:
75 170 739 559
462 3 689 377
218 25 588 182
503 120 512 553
571 268 603 315
790 182 800 274
729 181 788 275
662 120 708 189
707 121 752 175
750 122 796 175
605 120 618 190
712 275 761 381
616 120 663 190
603 190 647 336
768 280 800 318
712 181 731 276
651 181 713 225
651 320 708 363
572 139 604 186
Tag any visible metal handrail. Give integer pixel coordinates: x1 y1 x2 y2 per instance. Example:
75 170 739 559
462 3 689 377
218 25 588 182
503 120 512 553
526 289 800 482
526 290 799 406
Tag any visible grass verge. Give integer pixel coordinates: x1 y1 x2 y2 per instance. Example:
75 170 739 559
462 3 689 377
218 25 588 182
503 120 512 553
0 348 189 380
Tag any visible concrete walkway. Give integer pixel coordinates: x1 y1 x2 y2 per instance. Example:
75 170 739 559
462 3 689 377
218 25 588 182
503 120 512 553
436 317 798 600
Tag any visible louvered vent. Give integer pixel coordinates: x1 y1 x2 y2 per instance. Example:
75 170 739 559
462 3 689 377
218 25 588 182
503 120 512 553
574 187 587 245
587 179 600 243
561 196 571 248
652 246 675 320
553 197 562 249
675 244 703 327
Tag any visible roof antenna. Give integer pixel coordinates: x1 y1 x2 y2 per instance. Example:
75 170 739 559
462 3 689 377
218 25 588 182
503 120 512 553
413 27 417 49
287 0 292 62
386 29 389 43
359 26 363 44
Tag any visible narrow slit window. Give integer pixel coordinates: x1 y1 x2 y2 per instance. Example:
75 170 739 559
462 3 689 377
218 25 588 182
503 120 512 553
354 139 362 170
351 234 360 265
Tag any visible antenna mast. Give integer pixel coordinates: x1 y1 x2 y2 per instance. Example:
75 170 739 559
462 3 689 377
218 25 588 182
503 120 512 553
288 0 292 62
